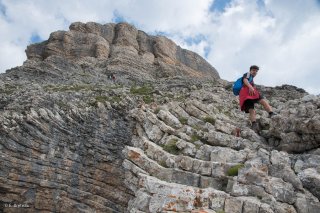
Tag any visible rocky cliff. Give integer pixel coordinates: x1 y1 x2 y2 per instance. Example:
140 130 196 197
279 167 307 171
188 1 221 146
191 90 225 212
0 22 319 213
25 22 219 82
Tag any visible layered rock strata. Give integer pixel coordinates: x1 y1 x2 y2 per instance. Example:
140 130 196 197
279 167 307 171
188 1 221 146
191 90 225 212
1 22 320 213
26 22 219 81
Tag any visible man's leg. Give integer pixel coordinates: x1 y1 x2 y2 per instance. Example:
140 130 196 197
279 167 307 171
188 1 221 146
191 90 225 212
249 108 256 123
259 99 272 113
249 108 259 132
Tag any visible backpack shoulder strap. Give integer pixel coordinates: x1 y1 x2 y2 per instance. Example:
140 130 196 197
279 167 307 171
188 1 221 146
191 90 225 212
245 72 253 83
248 75 253 83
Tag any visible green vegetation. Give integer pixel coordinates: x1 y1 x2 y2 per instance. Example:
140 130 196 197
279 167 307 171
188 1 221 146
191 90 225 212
109 96 122 103
227 164 245 176
56 100 69 110
232 100 238 105
191 134 201 143
45 83 126 107
143 95 153 104
0 83 19 95
159 160 168 168
204 116 215 125
163 139 180 155
95 96 109 103
223 110 232 117
165 93 174 99
45 84 93 92
89 95 122 107
44 84 123 93
97 95 121 103
179 117 188 125
216 210 225 213
224 83 233 91
174 95 186 102
130 84 154 95
154 107 161 114
194 144 201 149
190 133 207 145
191 124 203 131
130 84 154 104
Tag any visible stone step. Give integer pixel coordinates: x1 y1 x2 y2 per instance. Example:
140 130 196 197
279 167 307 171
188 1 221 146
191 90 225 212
126 172 282 213
139 107 266 155
123 145 244 191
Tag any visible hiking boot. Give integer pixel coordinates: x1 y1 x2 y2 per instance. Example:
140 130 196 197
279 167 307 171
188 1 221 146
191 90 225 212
251 121 259 133
233 127 241 137
269 112 277 118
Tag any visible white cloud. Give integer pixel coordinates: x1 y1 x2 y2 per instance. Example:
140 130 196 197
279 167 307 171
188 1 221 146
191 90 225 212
0 42 25 71
0 0 319 94
205 0 320 94
121 0 213 33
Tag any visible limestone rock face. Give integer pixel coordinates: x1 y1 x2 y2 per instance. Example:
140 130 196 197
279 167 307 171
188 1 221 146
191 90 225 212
0 96 136 212
267 95 320 153
1 21 320 212
298 168 320 199
26 22 220 81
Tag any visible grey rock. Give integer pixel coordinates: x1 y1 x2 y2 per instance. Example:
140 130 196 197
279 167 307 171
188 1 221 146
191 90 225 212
1 21 320 213
157 109 182 129
294 192 320 213
210 147 248 164
264 177 297 204
298 168 320 199
224 197 243 213
143 119 164 142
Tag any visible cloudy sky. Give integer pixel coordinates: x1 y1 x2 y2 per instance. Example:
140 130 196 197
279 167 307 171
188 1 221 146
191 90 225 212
1 0 320 94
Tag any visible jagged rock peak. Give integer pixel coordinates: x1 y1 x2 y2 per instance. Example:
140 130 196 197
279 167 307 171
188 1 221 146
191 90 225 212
25 21 219 80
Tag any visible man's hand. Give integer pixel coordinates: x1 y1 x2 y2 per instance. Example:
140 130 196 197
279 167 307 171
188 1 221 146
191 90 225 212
249 86 255 96
243 78 255 96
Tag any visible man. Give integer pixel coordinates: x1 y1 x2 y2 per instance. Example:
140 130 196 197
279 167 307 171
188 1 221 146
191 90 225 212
239 65 275 131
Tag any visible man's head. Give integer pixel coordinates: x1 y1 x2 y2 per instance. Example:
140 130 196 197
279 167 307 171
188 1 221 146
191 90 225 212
249 65 259 77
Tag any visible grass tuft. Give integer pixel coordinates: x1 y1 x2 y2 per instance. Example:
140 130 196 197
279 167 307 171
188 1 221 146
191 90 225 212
163 139 180 155
154 108 161 114
143 95 153 104
179 117 188 125
191 134 201 143
130 85 154 95
227 164 245 176
159 160 168 168
204 116 215 125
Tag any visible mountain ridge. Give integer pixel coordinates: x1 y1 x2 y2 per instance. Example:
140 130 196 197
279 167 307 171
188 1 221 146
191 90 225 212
25 21 219 83
0 22 319 213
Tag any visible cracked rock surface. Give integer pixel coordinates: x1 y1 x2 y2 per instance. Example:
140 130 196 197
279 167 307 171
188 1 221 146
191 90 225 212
1 22 320 213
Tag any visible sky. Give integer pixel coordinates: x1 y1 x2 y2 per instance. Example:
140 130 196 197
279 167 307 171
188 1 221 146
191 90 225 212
0 0 320 94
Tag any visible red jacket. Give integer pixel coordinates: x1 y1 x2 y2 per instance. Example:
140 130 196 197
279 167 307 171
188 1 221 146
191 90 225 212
239 84 260 111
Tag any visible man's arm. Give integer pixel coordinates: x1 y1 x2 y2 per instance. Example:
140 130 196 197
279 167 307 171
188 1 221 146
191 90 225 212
243 78 255 96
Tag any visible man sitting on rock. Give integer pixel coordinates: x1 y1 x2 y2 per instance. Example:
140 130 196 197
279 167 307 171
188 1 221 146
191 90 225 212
239 65 275 131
